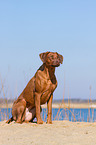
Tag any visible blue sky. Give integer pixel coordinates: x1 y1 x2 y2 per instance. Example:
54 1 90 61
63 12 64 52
0 0 96 100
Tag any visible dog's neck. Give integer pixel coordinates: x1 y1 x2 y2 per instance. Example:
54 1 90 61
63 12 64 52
43 64 56 84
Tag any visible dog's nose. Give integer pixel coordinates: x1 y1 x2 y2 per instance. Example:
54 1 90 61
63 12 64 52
56 60 60 64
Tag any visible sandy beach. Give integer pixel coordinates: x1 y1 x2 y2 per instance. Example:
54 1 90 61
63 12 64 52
0 120 96 145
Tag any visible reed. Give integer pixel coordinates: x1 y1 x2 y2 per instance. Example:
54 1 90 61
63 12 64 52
0 74 9 119
0 73 96 123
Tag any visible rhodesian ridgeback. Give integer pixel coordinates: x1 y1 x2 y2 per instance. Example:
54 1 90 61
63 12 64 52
6 52 63 124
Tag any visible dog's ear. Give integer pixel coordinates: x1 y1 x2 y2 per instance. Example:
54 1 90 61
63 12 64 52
58 54 63 64
39 52 50 63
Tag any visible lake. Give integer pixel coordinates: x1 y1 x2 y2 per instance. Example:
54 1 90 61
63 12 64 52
0 108 96 122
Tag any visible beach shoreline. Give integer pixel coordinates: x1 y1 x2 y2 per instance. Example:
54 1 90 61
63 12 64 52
0 102 96 109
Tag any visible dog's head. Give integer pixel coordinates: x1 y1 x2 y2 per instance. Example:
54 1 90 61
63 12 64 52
39 52 63 67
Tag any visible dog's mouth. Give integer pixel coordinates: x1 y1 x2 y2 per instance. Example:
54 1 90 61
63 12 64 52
51 60 60 67
51 64 60 67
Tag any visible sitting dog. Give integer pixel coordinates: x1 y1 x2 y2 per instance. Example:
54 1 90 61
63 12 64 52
6 52 63 124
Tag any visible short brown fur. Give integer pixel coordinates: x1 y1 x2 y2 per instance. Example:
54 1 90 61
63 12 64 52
6 52 63 124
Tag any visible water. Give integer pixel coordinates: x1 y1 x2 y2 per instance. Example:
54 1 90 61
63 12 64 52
0 108 96 122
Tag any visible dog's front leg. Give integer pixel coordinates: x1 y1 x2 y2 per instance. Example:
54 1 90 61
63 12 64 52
35 92 43 124
47 94 53 124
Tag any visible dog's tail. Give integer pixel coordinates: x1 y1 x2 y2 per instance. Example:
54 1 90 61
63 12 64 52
6 117 13 124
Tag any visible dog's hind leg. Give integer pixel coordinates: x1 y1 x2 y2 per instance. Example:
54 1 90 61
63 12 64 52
12 98 26 123
25 106 42 123
16 105 25 123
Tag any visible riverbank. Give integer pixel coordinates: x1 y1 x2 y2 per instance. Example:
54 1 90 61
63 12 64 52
42 103 96 109
0 120 96 145
1 102 96 109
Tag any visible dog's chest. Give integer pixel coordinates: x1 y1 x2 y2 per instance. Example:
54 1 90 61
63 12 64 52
48 79 57 91
35 69 57 104
40 79 57 104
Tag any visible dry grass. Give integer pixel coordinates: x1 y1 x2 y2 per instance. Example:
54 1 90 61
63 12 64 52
0 74 95 122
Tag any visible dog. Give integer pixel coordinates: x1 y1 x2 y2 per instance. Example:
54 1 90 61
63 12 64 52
6 51 63 124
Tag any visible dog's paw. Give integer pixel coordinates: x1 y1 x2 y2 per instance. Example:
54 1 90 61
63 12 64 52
16 120 22 124
6 120 9 124
47 120 52 124
37 119 43 124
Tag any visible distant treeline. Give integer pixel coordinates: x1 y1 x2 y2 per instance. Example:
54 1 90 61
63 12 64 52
0 98 96 104
53 99 96 104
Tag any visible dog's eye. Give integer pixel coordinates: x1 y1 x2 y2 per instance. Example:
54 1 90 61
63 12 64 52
48 55 54 60
48 56 51 60
50 55 54 59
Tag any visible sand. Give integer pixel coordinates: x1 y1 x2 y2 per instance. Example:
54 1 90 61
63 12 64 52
0 121 96 145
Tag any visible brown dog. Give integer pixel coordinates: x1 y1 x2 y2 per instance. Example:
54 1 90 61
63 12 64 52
6 52 63 124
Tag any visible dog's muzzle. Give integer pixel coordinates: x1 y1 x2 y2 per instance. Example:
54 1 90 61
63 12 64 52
51 60 60 67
